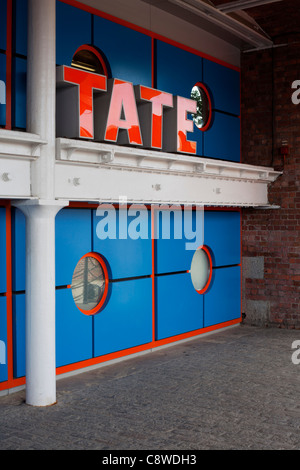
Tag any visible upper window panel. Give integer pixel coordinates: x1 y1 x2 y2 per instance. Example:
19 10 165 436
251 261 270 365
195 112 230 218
156 40 203 99
156 40 204 156
14 0 28 56
203 58 240 116
56 1 92 66
0 0 7 51
93 15 152 87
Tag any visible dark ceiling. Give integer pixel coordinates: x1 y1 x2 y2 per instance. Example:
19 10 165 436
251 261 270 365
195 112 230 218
138 0 300 50
212 0 300 42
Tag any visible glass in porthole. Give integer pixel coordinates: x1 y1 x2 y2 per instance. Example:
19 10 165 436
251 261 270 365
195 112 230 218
190 248 210 292
71 256 105 311
191 85 210 129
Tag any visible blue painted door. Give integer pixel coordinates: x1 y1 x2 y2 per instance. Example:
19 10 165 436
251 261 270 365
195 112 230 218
0 297 8 383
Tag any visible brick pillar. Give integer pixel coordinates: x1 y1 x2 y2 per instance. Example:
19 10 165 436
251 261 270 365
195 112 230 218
241 40 300 328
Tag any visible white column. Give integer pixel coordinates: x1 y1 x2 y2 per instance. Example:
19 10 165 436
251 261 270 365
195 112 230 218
27 0 56 199
18 0 67 406
15 200 66 407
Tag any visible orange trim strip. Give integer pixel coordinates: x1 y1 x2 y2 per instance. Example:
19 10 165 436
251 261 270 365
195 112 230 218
1 316 240 390
0 376 25 392
68 201 99 209
56 317 241 376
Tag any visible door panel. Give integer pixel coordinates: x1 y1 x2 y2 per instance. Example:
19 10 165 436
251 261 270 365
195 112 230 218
93 277 152 357
204 266 241 327
155 272 204 340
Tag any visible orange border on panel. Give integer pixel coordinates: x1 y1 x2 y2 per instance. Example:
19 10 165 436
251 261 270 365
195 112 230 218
71 251 109 316
0 201 25 392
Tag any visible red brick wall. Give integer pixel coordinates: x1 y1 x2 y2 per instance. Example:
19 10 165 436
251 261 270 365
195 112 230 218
241 37 300 328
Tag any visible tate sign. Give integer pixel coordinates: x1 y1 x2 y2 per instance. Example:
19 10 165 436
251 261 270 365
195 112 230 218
56 66 212 155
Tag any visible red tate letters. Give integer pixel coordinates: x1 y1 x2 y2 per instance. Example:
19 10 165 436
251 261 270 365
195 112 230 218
56 65 200 155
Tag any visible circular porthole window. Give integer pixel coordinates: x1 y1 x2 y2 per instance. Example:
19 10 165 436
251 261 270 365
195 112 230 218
190 245 212 294
71 253 109 315
190 83 212 131
71 44 108 76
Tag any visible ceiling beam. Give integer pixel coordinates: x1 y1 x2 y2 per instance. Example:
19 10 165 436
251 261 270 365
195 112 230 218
167 0 273 49
216 0 283 13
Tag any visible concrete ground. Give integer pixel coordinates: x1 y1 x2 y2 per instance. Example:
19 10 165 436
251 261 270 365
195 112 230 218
0 324 299 450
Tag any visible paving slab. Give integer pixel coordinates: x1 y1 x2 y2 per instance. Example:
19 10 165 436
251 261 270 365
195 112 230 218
0 324 299 450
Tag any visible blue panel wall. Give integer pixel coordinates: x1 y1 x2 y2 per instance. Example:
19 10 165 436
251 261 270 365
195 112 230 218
56 288 93 367
156 40 203 156
8 207 241 372
13 208 95 292
204 211 240 267
13 289 95 374
93 277 152 357
0 0 242 381
0 52 6 126
203 59 240 116
12 294 25 378
55 208 92 287
155 208 204 274
204 112 240 162
13 57 27 129
93 208 152 279
156 41 240 161
0 0 6 128
13 0 27 130
56 1 92 66
155 272 204 340
93 15 152 85
0 208 6 381
15 0 27 56
0 207 6 294
202 59 240 162
12 208 26 292
156 41 203 98
0 297 8 383
204 266 241 327
0 0 6 51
